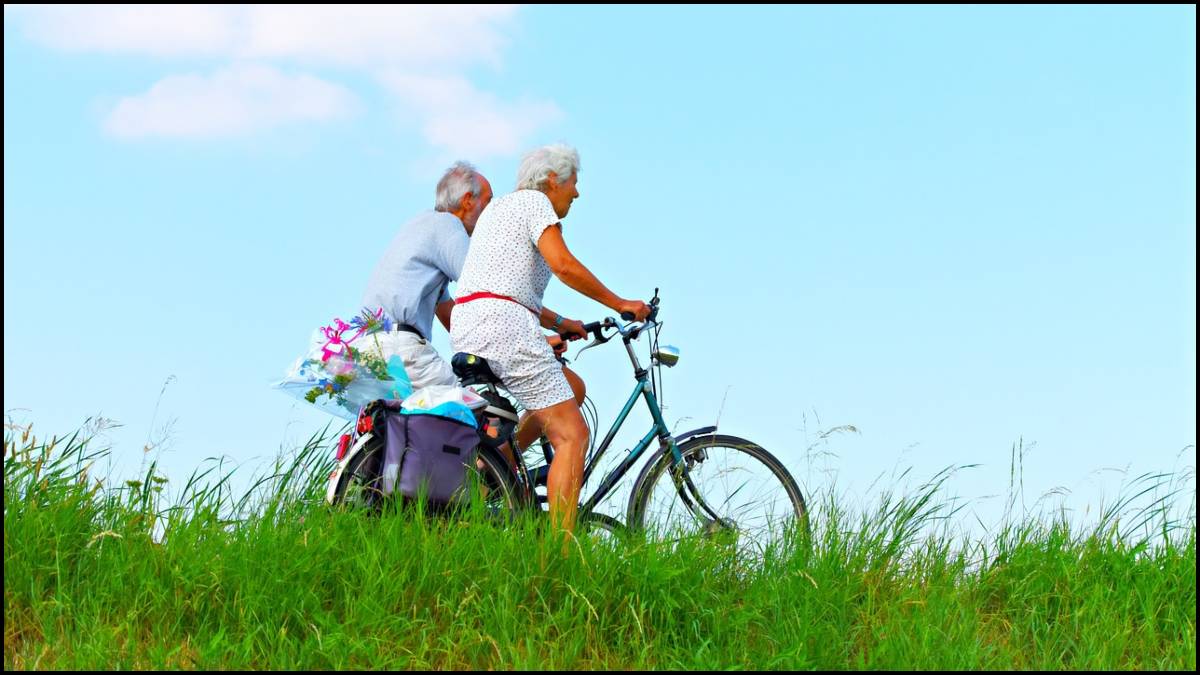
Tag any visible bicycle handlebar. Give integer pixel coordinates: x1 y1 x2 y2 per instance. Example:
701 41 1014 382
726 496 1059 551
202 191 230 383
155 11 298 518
582 320 608 339
573 291 661 358
582 316 659 344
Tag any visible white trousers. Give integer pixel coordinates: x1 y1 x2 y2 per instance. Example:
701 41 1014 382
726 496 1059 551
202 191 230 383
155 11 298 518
357 330 457 390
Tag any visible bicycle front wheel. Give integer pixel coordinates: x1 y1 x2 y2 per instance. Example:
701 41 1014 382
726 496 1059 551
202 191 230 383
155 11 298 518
626 434 809 558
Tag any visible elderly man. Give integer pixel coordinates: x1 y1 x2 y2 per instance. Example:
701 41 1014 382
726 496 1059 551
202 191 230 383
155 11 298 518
450 144 650 533
361 161 493 390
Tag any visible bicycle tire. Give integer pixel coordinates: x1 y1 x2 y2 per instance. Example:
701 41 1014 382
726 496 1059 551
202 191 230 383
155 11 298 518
626 434 810 557
331 443 524 519
331 443 385 510
577 511 628 542
457 445 525 521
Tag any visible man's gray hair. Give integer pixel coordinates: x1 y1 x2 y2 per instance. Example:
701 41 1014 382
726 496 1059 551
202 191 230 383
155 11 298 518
516 143 580 191
434 161 485 212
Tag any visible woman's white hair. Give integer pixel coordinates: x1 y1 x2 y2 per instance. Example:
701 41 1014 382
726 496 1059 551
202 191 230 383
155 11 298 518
516 143 580 191
434 161 485 212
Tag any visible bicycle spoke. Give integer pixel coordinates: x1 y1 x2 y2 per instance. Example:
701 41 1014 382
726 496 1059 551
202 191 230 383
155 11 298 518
632 436 807 561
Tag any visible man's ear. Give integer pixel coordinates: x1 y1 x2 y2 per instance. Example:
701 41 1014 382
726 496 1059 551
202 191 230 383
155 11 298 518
545 171 559 189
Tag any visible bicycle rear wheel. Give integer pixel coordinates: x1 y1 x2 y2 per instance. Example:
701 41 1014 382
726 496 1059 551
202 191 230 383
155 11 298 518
626 434 809 559
333 445 384 509
332 444 523 520
456 446 525 520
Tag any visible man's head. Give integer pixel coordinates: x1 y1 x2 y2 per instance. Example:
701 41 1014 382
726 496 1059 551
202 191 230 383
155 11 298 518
516 143 580 219
435 161 493 234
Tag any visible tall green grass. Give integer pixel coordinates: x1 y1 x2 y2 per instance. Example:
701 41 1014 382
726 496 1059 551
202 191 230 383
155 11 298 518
5 421 1195 669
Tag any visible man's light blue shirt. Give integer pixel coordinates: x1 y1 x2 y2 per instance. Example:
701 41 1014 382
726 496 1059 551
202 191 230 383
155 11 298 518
361 210 469 341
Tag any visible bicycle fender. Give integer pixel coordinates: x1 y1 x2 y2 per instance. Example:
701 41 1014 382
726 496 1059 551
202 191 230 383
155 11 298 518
673 425 718 446
324 432 375 504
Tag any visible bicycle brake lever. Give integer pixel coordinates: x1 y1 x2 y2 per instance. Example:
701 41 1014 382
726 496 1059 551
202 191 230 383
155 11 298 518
573 338 604 359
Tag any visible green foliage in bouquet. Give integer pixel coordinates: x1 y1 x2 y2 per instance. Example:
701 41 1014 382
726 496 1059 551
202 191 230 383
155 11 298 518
299 308 396 406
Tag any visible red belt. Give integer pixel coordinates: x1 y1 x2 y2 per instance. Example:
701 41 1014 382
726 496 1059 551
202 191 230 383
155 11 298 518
455 291 538 316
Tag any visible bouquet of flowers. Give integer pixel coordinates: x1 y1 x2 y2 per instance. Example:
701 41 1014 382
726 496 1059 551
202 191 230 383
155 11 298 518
273 308 415 420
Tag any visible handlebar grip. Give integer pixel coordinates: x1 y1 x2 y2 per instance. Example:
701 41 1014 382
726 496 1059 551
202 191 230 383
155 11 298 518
622 295 659 322
582 321 604 338
620 309 658 322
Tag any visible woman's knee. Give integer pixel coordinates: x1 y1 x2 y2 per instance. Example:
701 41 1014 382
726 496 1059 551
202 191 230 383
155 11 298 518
564 366 586 405
539 402 588 449
549 418 588 450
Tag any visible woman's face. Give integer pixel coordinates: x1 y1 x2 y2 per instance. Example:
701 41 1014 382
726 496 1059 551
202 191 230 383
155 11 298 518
544 171 579 219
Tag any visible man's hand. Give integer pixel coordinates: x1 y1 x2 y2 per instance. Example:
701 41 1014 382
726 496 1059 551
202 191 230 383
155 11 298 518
618 299 652 322
547 334 569 356
557 318 588 341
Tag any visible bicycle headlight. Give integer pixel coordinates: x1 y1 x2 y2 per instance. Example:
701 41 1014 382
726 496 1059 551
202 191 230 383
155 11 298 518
653 345 680 367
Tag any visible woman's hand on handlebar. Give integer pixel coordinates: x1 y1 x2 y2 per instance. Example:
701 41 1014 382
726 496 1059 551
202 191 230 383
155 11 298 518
556 318 589 341
618 299 652 322
546 334 569 356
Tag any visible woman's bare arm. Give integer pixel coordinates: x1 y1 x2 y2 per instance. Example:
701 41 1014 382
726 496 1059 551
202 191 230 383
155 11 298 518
537 225 624 312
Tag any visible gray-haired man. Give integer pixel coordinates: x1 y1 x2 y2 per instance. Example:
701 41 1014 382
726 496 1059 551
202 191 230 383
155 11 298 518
360 162 493 390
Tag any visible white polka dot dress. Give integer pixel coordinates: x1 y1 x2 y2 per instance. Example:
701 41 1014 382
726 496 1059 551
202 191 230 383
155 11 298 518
450 190 574 411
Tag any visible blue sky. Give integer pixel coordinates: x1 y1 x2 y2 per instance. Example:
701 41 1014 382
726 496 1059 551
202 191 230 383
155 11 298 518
4 5 1195 531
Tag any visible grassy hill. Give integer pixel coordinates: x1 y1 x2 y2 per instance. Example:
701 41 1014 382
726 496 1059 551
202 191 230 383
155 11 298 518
5 423 1195 669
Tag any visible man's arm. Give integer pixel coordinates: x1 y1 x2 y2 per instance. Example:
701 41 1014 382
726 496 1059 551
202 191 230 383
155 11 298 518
431 226 468 334
435 299 454 332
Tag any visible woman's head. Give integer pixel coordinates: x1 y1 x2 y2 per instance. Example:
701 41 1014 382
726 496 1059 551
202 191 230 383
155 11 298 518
517 143 580 218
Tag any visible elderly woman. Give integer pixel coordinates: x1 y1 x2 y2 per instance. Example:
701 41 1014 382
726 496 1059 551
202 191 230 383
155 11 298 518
450 143 650 533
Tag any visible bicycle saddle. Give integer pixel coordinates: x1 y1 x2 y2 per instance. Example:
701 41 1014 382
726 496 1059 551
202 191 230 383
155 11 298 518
451 352 503 387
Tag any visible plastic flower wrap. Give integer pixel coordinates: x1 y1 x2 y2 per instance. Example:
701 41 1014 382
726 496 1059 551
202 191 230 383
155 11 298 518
273 308 415 420
400 384 488 427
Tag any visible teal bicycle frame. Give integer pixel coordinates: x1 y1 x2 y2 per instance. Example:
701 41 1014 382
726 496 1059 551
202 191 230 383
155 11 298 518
577 359 676 514
566 317 726 525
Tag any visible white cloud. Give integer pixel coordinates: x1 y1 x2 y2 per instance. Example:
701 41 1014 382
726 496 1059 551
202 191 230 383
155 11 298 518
11 5 560 150
238 5 517 69
17 5 239 57
104 64 358 139
379 73 562 159
14 4 518 67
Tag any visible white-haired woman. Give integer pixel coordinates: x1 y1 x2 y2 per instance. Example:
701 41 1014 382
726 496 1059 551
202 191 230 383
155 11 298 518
450 143 650 533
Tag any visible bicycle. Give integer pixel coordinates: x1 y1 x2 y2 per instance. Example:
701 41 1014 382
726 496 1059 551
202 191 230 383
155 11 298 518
445 289 810 556
329 289 808 555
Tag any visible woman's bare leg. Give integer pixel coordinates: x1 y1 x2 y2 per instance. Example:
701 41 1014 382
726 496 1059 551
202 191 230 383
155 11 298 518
515 366 586 450
527 398 589 534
